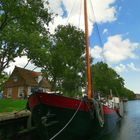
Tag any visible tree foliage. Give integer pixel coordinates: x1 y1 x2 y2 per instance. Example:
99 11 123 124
0 0 52 77
32 24 86 96
0 1 135 99
0 72 8 92
91 62 135 99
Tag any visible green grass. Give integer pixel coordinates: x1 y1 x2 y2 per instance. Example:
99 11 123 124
0 99 27 113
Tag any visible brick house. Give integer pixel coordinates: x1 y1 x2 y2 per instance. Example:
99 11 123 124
3 66 51 99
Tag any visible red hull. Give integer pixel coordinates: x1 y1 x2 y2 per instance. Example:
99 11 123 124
28 92 117 115
27 92 122 139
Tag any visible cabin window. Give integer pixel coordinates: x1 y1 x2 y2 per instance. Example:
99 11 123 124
7 88 12 98
43 88 50 92
18 87 24 98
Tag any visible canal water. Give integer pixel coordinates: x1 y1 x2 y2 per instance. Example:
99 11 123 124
91 100 140 140
1 100 139 140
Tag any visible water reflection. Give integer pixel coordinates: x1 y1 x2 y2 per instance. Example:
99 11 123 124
91 100 140 140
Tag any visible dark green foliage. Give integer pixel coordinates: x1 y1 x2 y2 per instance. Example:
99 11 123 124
91 62 135 99
0 0 53 77
32 24 86 97
0 1 135 99
121 87 136 100
0 72 8 92
91 62 123 95
53 25 86 96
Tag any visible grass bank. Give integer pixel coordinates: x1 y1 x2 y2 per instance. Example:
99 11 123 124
0 99 27 113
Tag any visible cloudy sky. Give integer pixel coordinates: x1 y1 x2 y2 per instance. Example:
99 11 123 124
6 0 140 93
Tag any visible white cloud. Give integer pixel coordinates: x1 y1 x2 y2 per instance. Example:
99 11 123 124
48 16 67 34
127 63 140 72
114 64 127 73
114 63 140 73
48 0 63 16
103 35 139 63
61 0 117 23
90 45 103 59
4 0 118 73
4 56 40 74
92 0 117 23
90 35 139 64
48 0 117 34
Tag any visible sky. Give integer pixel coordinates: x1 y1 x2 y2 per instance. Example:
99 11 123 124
5 0 140 94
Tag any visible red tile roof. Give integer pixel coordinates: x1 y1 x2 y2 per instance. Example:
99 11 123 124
5 66 51 88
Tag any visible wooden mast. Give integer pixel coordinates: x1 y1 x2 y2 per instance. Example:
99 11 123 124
84 0 92 99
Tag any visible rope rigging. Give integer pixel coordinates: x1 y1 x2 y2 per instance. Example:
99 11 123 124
49 99 83 140
78 0 83 28
89 0 106 62
65 0 84 29
66 0 78 25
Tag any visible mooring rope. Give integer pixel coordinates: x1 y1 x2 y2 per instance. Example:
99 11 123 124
49 99 83 140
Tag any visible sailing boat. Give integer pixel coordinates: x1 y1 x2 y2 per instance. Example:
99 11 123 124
27 0 123 140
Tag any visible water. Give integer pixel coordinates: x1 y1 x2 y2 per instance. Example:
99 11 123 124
91 100 140 140
5 100 138 140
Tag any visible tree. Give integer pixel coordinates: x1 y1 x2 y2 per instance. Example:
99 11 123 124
0 72 8 92
91 62 123 96
32 24 86 97
121 87 135 100
0 0 52 77
91 62 135 99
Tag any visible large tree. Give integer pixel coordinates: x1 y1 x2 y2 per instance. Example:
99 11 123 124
0 0 52 77
32 24 86 97
121 87 135 100
0 71 8 92
91 62 123 95
91 62 135 99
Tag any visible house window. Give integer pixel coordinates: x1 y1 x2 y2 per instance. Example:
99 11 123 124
7 88 12 98
27 87 32 96
18 87 24 98
13 76 18 82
